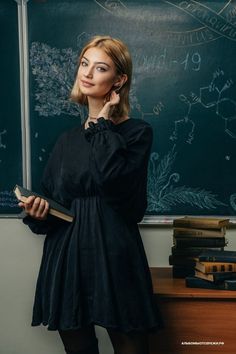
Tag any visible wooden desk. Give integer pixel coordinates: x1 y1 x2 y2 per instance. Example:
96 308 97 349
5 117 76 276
149 267 236 354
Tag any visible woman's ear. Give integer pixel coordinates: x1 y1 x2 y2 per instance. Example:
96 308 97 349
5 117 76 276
114 74 128 91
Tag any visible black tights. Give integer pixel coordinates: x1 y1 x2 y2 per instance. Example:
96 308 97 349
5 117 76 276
59 325 149 354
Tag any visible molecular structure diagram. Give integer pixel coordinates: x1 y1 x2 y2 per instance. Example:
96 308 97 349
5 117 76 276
170 69 236 143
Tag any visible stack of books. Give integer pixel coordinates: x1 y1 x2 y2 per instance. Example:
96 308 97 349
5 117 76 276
169 217 230 278
185 250 236 290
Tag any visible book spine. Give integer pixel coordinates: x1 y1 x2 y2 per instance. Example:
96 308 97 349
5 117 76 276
173 219 228 229
185 276 220 289
171 246 224 257
224 280 236 290
173 227 225 237
173 237 227 248
212 272 236 282
169 255 197 266
172 266 195 278
198 255 236 263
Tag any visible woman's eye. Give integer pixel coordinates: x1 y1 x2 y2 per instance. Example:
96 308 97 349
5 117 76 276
97 67 106 72
81 61 88 67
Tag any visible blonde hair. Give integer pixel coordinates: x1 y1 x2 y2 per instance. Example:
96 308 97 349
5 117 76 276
70 35 132 119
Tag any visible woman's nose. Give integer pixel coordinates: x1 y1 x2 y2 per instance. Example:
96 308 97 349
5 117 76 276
84 66 93 78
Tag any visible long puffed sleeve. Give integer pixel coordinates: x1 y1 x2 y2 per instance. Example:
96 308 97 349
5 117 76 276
22 134 67 235
84 117 152 184
84 118 153 222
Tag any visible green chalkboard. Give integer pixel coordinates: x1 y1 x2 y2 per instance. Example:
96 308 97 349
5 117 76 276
27 0 236 218
0 0 22 214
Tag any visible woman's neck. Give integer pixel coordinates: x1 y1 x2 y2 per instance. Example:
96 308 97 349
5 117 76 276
85 96 129 128
87 97 104 120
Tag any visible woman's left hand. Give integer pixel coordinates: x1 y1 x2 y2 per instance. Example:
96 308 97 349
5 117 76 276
97 91 120 119
108 90 120 106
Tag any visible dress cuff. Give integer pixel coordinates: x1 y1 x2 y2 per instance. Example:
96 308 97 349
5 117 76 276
23 214 58 235
22 215 49 234
84 117 115 142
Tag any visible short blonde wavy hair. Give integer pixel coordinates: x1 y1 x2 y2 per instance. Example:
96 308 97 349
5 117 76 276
70 35 132 119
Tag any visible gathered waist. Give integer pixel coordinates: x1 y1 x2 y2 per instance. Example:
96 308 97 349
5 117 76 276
70 194 103 210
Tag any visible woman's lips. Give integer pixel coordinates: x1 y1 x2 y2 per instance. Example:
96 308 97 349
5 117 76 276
81 80 95 87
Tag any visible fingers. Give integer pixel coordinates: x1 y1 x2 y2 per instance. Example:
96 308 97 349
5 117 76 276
30 197 49 219
18 195 35 211
18 196 49 220
97 91 120 119
109 91 120 105
24 195 36 209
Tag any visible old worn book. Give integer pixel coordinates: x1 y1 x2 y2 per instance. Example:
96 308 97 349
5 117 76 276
169 254 197 266
185 276 236 290
14 184 74 223
173 217 230 229
172 265 195 278
195 261 236 273
195 269 236 283
198 250 236 263
171 246 224 257
173 236 227 248
173 227 226 238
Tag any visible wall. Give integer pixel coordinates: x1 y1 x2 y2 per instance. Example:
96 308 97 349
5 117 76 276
0 219 236 354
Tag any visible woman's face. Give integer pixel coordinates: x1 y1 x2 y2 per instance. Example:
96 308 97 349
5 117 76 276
77 47 118 99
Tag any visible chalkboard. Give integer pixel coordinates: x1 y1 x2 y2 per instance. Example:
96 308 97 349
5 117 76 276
22 0 236 218
0 0 22 214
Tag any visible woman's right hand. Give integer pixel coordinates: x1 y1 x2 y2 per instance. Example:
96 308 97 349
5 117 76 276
18 196 49 220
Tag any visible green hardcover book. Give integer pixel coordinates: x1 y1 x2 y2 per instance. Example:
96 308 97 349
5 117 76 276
224 280 236 290
172 265 195 278
173 236 227 248
198 250 236 263
14 184 74 223
171 246 224 257
169 254 197 266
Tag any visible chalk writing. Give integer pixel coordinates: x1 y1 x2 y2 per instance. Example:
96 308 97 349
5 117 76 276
164 0 236 41
162 0 236 46
95 0 236 47
153 102 165 116
226 4 236 25
163 29 218 47
0 129 7 149
39 147 46 162
94 0 126 14
0 191 18 208
133 49 201 73
135 102 166 121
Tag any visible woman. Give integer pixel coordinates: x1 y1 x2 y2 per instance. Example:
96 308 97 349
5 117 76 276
19 36 162 354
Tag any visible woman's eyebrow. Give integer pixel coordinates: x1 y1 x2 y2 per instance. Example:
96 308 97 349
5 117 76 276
82 56 111 68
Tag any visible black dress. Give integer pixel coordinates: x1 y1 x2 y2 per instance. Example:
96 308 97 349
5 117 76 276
23 117 162 332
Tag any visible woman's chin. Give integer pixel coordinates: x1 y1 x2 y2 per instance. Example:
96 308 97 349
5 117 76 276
79 86 109 99
83 92 107 101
